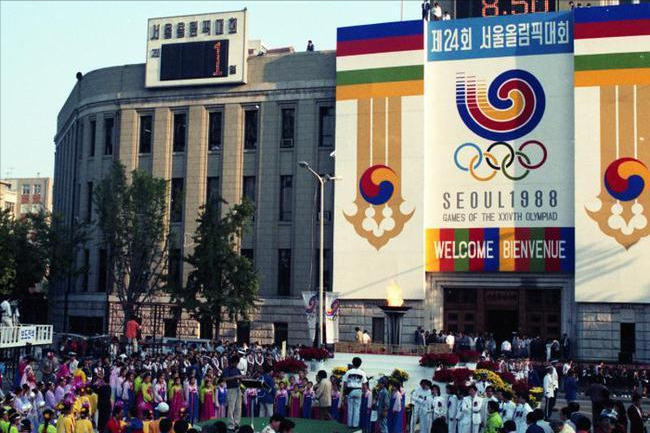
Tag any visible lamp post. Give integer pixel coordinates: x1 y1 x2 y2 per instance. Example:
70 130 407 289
299 161 339 347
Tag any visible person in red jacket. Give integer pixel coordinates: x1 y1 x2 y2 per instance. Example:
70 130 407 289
105 407 123 433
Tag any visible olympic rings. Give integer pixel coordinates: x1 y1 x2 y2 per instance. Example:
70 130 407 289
453 140 547 181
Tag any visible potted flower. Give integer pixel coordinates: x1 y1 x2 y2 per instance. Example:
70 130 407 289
390 369 410 384
457 350 481 368
273 358 308 375
419 353 460 368
331 366 347 380
298 347 330 372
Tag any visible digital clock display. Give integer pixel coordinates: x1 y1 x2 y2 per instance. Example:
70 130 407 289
160 39 229 81
456 0 557 18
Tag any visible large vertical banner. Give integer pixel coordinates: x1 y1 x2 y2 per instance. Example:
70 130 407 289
574 4 650 302
425 12 575 273
334 21 425 300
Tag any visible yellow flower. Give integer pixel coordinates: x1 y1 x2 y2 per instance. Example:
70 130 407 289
473 369 510 393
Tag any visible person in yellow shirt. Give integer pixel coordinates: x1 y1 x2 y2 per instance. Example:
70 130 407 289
0 408 10 433
8 413 20 433
87 388 98 425
73 408 92 433
142 410 153 433
37 410 57 433
55 404 74 433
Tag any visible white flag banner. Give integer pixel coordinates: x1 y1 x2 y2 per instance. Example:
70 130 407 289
302 291 318 344
325 292 340 344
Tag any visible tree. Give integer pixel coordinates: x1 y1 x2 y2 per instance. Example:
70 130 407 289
169 198 259 337
94 161 170 325
30 211 89 327
0 209 18 294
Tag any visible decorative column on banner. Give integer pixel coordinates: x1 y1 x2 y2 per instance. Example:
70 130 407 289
302 292 318 344
325 292 340 344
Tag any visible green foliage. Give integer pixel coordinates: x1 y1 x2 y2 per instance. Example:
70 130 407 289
169 197 259 335
94 161 170 320
0 208 87 301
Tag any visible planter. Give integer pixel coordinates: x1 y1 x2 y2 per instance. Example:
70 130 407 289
309 360 325 372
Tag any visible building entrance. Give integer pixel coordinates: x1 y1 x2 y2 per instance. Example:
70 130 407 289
443 287 562 342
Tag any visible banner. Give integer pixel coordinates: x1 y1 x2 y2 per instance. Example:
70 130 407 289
574 4 650 302
302 291 318 344
325 292 340 344
333 20 425 300
18 326 37 343
425 12 575 272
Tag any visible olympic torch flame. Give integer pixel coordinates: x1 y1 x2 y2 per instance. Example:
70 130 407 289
386 281 404 307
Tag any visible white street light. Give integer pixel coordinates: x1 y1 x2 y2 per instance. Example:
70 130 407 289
299 161 340 347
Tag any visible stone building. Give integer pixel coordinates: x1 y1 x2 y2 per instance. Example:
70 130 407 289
52 46 336 344
1 177 52 218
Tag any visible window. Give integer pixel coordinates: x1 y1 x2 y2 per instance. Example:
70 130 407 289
170 178 184 223
318 106 335 147
244 109 258 150
280 108 295 147
22 184 30 195
164 319 177 338
279 175 293 221
199 319 213 340
274 322 288 346
621 323 636 353
241 249 254 264
243 176 256 203
33 184 41 195
278 249 291 296
206 176 220 207
237 321 251 344
139 115 153 154
98 249 108 292
173 113 187 152
372 318 385 343
86 182 93 222
82 249 90 291
104 118 114 155
89 120 96 157
208 112 223 151
168 248 182 290
314 248 332 291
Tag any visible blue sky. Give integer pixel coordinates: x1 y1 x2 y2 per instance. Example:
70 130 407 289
0 1 421 178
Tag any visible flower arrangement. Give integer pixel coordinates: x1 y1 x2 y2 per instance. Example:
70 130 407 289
390 369 410 383
419 353 459 368
331 366 348 379
473 369 509 393
528 387 544 407
497 371 517 385
273 358 307 373
298 347 330 361
433 368 473 385
512 380 531 396
458 350 481 363
476 360 500 371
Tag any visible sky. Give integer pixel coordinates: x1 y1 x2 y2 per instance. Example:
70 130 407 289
0 0 422 178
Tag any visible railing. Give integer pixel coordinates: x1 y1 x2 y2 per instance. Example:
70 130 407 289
0 325 53 349
334 342 450 356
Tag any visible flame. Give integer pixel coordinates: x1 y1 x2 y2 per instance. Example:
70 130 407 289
386 281 404 307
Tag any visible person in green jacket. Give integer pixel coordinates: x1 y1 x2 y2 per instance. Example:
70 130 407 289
485 400 504 433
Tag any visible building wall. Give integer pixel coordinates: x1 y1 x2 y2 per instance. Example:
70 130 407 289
52 51 336 343
0 181 17 218
3 177 52 217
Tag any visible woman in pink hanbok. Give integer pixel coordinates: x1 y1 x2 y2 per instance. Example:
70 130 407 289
168 377 184 421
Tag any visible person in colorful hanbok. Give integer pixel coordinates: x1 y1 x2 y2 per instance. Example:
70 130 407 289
274 383 288 417
184 377 200 424
302 382 315 419
288 385 301 418
199 378 216 421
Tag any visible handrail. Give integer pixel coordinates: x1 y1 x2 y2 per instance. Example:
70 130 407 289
0 325 53 349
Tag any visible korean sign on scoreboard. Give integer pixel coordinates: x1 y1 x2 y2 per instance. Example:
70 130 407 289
425 12 575 272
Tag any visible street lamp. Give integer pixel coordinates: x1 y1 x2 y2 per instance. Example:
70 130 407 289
299 161 340 347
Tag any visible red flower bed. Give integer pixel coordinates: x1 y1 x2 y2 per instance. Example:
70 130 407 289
512 379 531 395
273 358 308 373
298 347 330 361
420 353 459 368
458 350 481 363
433 368 473 385
498 371 517 384
477 360 500 371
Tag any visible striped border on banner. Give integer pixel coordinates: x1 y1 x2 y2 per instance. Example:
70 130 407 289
336 20 424 100
425 228 575 273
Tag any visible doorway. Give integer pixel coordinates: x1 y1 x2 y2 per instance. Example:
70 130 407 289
486 310 518 343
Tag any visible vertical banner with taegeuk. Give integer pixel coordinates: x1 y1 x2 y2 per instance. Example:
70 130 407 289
425 12 575 273
302 291 318 344
334 20 425 300
325 292 340 344
574 4 650 302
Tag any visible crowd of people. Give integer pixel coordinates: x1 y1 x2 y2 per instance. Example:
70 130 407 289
0 331 649 433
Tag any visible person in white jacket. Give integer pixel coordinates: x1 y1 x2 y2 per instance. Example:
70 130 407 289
410 379 434 433
543 367 556 420
498 390 516 423
459 385 483 433
432 384 446 430
447 385 460 433
480 386 498 432
513 392 533 433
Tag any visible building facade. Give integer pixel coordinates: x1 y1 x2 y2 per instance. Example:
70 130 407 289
0 181 17 218
52 37 336 343
2 178 53 218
